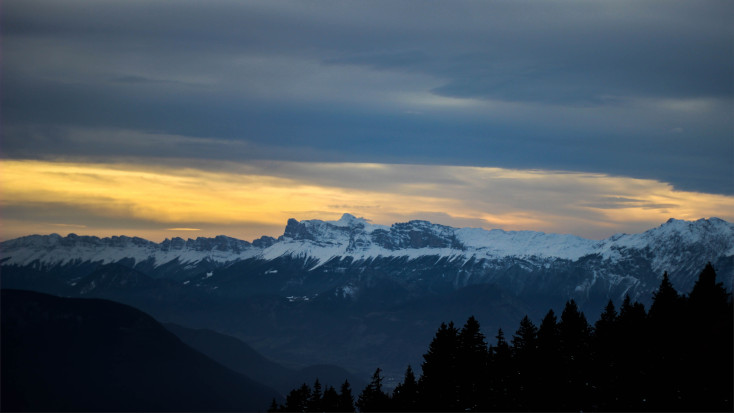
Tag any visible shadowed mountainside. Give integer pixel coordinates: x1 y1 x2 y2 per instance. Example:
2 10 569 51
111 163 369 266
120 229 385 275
1 289 279 412
164 323 367 395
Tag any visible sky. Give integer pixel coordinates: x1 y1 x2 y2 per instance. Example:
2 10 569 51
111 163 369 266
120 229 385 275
1 0 733 242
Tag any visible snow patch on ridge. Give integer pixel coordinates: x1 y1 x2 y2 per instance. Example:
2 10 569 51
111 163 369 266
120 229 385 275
454 227 597 260
328 213 387 233
2 216 732 272
0 234 260 267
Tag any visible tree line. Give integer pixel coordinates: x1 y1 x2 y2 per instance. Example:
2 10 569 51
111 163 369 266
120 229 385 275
269 263 732 411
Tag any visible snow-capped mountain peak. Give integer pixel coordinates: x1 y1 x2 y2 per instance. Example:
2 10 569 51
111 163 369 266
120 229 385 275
330 213 373 229
1 216 732 295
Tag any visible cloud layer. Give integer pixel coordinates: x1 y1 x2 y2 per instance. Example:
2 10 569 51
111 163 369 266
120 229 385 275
2 1 732 241
3 160 732 242
2 0 732 196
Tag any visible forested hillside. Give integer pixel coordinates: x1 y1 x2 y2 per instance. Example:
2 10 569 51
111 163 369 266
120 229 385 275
272 263 733 412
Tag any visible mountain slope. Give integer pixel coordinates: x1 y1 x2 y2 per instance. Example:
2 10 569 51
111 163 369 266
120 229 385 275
164 323 367 395
1 216 732 382
1 289 279 412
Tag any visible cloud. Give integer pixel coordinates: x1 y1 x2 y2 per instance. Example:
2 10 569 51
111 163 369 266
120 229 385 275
6 0 731 106
580 196 679 210
2 159 733 242
2 0 732 197
49 223 88 229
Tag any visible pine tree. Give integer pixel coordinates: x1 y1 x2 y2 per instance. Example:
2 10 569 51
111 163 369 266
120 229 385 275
356 368 390 412
557 300 592 410
511 315 538 357
321 385 340 412
594 299 618 340
511 315 538 410
267 397 281 412
308 378 322 412
616 295 648 410
619 294 646 325
649 271 684 322
536 309 561 410
559 300 591 354
537 309 559 352
688 263 730 319
646 272 687 409
488 328 512 410
457 316 489 411
337 380 355 412
417 322 459 411
284 383 311 412
392 365 419 411
681 263 733 410
592 299 619 410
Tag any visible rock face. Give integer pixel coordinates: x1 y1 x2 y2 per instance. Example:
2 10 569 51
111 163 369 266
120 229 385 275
2 215 732 381
2 214 732 300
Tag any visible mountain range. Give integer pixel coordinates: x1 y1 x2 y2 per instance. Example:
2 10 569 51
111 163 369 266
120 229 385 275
2 215 732 381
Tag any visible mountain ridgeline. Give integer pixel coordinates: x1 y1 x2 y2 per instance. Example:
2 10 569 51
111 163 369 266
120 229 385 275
2 215 732 303
1 215 732 380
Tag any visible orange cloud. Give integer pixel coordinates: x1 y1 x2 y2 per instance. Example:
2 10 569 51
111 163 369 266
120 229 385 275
1 159 733 241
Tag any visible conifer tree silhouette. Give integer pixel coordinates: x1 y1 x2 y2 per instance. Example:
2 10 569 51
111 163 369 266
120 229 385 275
308 378 322 412
647 272 686 409
649 272 684 321
558 300 592 410
392 365 419 411
284 383 311 412
592 299 618 410
536 309 561 409
418 322 459 411
682 263 733 411
511 315 538 410
321 385 340 412
457 316 489 410
488 328 512 410
357 368 390 412
338 380 355 412
616 295 648 409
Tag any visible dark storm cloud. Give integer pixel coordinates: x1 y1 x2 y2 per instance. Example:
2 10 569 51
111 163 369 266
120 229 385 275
2 0 732 194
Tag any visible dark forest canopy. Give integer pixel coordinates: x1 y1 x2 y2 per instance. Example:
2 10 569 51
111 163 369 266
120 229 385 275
272 263 733 412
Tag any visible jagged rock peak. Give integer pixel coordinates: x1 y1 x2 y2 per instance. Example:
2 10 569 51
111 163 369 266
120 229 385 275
282 214 386 241
1 233 157 249
1 232 255 253
158 235 253 252
651 217 733 238
332 213 371 227
663 217 728 227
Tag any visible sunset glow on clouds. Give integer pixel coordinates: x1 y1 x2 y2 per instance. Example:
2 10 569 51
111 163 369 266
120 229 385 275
2 159 733 242
2 1 732 242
